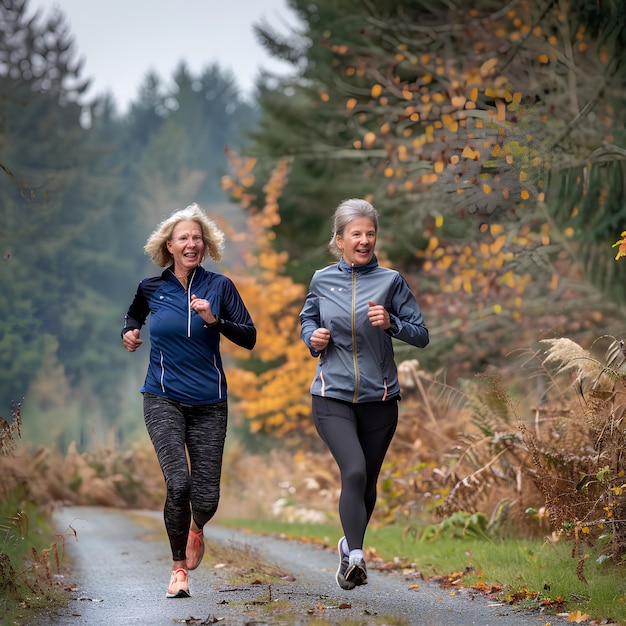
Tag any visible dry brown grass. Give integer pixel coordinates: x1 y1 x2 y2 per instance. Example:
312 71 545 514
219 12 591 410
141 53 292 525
0 441 165 510
6 347 610 551
0 361 494 532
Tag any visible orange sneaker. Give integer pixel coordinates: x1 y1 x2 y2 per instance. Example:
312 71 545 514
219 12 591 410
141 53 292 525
186 529 205 570
166 568 190 598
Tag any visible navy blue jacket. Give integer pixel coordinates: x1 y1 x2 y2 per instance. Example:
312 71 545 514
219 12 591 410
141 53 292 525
123 265 256 405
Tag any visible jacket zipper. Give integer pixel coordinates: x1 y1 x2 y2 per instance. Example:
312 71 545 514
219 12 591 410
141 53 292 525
351 265 359 402
186 269 196 337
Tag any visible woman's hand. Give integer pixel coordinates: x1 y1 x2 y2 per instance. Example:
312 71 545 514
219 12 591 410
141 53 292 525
368 301 390 329
190 293 218 325
310 327 331 351
122 328 143 352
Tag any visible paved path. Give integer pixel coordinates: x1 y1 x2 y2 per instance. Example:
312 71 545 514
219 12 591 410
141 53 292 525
33 506 566 625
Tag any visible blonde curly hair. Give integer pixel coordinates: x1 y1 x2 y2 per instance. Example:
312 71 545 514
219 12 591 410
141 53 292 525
144 203 225 267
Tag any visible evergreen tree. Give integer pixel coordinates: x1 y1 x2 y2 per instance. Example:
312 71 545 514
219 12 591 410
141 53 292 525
0 0 135 428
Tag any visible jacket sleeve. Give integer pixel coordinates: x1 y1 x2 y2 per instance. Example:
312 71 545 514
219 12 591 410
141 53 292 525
299 283 322 357
215 278 256 350
385 273 429 348
121 283 150 337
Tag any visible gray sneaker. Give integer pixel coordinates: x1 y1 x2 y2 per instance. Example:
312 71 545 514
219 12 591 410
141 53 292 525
345 557 368 586
335 537 356 590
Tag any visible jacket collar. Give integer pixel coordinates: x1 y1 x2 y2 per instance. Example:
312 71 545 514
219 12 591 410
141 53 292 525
338 254 379 275
163 264 202 281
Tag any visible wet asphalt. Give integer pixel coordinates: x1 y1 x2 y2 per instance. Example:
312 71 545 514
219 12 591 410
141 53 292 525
30 506 567 626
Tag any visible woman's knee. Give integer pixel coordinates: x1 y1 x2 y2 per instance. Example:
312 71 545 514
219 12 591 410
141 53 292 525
191 487 220 521
342 466 367 492
166 472 191 500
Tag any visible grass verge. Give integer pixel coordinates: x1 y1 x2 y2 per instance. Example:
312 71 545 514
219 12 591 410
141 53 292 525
0 489 68 625
218 516 626 624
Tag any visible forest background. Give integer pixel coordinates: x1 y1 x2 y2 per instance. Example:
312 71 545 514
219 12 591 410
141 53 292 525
3 0 626 600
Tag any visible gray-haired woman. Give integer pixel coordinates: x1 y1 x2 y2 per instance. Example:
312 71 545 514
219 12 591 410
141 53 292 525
122 203 256 598
300 198 429 590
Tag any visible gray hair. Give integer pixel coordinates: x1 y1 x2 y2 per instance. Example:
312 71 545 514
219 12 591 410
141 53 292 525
144 203 225 267
328 198 379 258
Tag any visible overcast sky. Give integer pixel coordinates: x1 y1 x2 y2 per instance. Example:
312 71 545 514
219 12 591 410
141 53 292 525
28 0 296 111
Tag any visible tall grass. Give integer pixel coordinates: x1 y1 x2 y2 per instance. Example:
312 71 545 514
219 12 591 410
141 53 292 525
0 489 68 623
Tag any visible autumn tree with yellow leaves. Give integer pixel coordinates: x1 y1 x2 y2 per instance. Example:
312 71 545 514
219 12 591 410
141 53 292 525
219 152 317 441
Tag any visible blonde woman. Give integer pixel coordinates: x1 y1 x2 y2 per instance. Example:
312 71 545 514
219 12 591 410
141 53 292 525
122 204 256 597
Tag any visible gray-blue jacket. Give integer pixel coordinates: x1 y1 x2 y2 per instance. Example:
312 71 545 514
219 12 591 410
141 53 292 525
300 255 429 403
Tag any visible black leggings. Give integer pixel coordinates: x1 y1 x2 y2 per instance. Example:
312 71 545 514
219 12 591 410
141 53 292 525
143 393 228 561
312 395 398 553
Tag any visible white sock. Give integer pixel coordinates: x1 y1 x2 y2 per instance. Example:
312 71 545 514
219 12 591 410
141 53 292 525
349 549 364 565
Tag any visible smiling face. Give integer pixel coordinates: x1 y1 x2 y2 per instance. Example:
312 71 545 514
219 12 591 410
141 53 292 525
336 217 377 266
166 220 205 273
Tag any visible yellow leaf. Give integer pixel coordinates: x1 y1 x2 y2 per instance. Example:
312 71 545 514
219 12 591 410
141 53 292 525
489 234 506 254
363 132 376 148
567 610 589 623
495 99 506 121
442 114 459 132
480 58 498 76
501 271 515 288
371 84 383 97
437 256 453 270
462 145 479 160
346 98 357 112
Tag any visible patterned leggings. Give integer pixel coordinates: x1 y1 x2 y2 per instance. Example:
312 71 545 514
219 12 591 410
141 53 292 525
311 395 398 553
143 393 228 561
